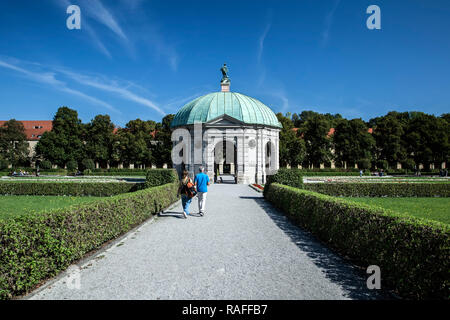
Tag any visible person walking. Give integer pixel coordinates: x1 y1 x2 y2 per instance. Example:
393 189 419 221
178 170 194 219
194 166 210 216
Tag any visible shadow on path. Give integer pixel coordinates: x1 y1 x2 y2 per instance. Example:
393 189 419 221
239 195 396 300
158 211 203 218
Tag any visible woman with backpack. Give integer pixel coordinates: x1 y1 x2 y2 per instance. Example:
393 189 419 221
178 170 196 219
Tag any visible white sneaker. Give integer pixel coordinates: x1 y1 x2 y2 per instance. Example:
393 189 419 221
183 211 188 219
200 211 205 216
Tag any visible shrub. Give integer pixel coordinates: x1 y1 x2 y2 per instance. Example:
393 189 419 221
376 160 389 170
39 160 52 170
402 159 416 171
304 183 450 197
0 159 8 171
0 181 140 196
264 183 450 299
0 181 179 299
66 160 78 171
145 168 178 188
81 159 95 171
357 158 371 170
266 168 303 189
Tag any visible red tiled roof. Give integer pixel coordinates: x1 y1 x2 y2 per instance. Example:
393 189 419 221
0 120 53 141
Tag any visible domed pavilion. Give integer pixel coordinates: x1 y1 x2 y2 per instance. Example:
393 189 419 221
170 65 281 184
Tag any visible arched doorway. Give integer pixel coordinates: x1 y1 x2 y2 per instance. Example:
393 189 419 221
213 139 237 184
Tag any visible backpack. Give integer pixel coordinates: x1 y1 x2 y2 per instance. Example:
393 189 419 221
183 178 197 198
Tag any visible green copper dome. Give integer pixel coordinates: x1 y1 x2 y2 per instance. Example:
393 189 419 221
170 92 282 128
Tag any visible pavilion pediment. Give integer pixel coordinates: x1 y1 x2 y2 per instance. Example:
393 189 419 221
206 114 245 127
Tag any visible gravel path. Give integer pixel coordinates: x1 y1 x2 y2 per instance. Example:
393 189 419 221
26 183 384 300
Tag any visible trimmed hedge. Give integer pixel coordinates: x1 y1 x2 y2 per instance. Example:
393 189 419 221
300 172 370 176
266 168 304 189
145 168 178 188
265 183 450 299
0 181 140 196
304 183 450 197
84 172 147 176
0 181 179 299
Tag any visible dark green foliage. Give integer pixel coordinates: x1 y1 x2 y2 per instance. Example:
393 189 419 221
376 159 389 170
0 182 139 196
333 118 375 168
39 160 52 170
0 159 8 170
35 107 85 167
372 113 407 166
265 168 303 196
304 183 450 197
301 114 333 167
264 183 450 299
276 113 306 167
152 114 175 167
357 158 371 170
81 159 95 171
0 181 179 299
0 119 29 167
404 112 449 170
145 168 178 188
84 115 115 166
66 160 78 171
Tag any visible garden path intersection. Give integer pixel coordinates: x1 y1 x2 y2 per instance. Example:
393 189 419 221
26 184 386 300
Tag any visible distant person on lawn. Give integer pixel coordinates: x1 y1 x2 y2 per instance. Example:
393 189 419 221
194 166 210 216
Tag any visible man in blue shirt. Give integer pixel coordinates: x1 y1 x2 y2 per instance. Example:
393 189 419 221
194 166 210 216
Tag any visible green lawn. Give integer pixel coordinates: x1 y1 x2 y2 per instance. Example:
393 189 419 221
0 195 104 220
344 197 450 224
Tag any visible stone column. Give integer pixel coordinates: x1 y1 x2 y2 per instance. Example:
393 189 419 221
236 133 245 183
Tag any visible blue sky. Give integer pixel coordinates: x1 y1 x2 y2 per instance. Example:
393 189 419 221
0 0 449 127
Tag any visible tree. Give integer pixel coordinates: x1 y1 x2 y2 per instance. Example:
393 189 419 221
0 119 29 167
292 110 342 128
110 118 160 168
276 113 306 167
153 114 174 167
300 114 333 168
371 114 407 167
35 107 85 167
84 114 115 167
404 112 449 170
333 118 375 168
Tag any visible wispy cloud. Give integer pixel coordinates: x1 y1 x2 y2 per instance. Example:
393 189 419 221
55 0 113 59
163 92 207 112
56 0 177 69
256 11 272 87
0 58 118 113
81 0 127 41
321 0 341 46
56 69 166 116
265 89 289 113
257 22 271 64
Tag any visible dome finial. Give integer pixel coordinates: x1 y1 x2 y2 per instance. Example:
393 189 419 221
220 63 230 92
